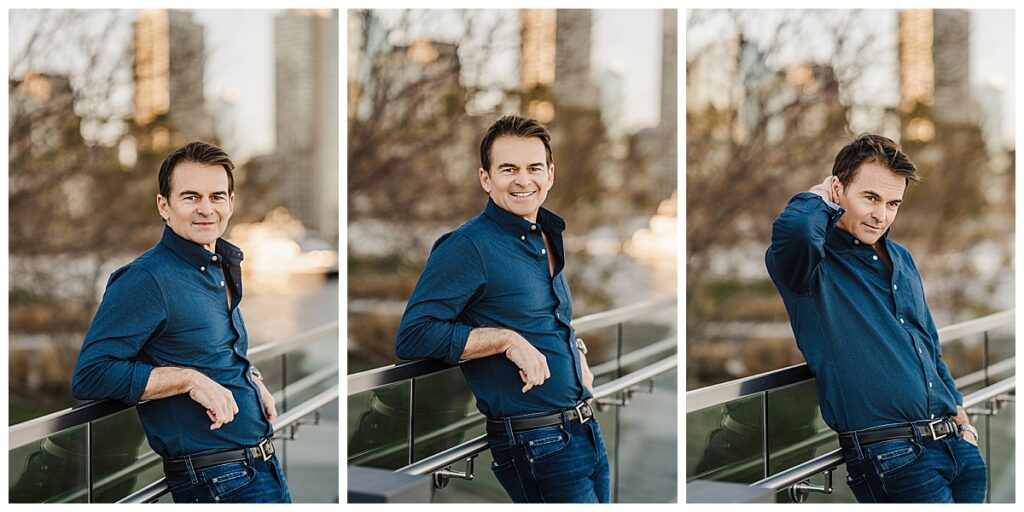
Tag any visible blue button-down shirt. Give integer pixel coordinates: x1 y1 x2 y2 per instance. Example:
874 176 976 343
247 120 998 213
72 225 272 458
765 192 962 433
396 198 590 418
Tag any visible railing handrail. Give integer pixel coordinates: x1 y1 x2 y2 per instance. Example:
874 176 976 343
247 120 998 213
686 309 1013 413
118 385 341 504
395 355 678 476
748 376 1015 492
347 298 677 396
9 321 339 450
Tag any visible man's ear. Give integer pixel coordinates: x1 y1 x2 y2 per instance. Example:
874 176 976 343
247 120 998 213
156 194 169 221
478 167 491 194
830 176 842 201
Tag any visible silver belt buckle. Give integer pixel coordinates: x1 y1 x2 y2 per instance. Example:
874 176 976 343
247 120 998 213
257 438 275 461
574 402 591 424
927 418 948 440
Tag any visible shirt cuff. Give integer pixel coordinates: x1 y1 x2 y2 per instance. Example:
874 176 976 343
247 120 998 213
127 362 156 405
448 322 473 365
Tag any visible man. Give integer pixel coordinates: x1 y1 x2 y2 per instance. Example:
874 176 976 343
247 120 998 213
395 114 610 503
765 134 987 503
71 141 290 503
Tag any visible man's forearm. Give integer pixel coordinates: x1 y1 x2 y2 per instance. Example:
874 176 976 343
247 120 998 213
460 327 516 360
140 367 197 401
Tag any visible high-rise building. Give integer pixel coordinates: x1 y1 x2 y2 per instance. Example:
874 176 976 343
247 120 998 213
656 9 678 198
274 9 339 248
898 9 977 140
133 10 213 148
520 9 599 119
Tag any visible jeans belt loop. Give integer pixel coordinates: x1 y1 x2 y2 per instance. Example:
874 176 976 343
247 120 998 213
184 454 199 484
503 416 515 445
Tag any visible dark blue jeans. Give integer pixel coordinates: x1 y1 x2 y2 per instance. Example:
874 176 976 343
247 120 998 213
487 416 611 503
165 450 291 503
842 424 987 503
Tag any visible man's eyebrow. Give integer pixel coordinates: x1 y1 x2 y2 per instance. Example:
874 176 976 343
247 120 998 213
861 189 902 202
177 189 228 197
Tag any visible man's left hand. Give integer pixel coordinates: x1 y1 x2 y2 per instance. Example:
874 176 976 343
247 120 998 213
580 353 594 403
253 376 278 421
951 405 977 446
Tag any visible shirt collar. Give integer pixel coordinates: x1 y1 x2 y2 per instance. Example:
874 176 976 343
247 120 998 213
826 223 891 251
159 225 244 270
482 197 565 236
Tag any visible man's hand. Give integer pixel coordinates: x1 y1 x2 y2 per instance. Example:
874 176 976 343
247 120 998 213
951 405 978 446
252 375 278 421
580 352 595 403
187 371 239 430
809 175 836 203
503 333 550 393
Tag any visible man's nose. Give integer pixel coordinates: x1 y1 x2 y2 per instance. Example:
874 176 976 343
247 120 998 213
197 199 214 216
513 170 530 187
872 204 887 222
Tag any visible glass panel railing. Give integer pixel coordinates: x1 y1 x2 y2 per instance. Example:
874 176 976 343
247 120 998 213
410 367 479 464
277 400 340 503
686 312 1013 503
347 381 412 470
87 408 160 503
687 393 765 484
9 425 89 503
8 323 339 503
348 300 677 503
612 369 677 503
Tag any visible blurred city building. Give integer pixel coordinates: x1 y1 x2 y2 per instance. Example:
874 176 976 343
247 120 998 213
274 9 340 248
899 9 978 141
133 9 215 149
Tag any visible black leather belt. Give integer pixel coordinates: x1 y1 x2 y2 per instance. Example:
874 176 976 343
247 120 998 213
839 418 959 451
486 402 594 436
163 437 275 478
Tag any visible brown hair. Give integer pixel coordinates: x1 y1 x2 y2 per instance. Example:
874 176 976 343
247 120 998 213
158 141 235 198
832 133 919 187
479 114 553 172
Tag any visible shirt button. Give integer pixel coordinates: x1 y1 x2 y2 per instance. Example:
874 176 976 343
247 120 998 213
872 255 879 261
531 225 537 231
220 281 225 287
928 381 933 388
556 312 560 319
212 255 218 261
893 284 898 290
931 414 936 419
521 235 526 241
918 347 923 354
541 249 546 255
200 266 206 272
854 239 860 245
899 318 905 324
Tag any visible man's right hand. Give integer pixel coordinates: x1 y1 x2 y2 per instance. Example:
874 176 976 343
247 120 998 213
809 175 836 203
187 371 239 430
503 333 550 393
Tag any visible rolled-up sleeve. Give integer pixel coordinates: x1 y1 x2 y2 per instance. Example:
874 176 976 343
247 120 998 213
395 232 486 365
71 266 166 405
766 192 844 294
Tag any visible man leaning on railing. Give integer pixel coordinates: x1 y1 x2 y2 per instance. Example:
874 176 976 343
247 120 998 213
765 134 986 503
70 142 290 503
394 114 610 503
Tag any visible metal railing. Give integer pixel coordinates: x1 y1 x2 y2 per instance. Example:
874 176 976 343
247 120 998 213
347 298 678 501
686 310 1015 503
8 321 340 504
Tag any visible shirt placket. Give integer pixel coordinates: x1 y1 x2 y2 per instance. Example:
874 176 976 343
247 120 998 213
890 258 936 418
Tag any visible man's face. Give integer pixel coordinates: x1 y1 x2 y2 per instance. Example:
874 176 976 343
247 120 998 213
832 161 906 246
156 162 234 252
478 136 554 223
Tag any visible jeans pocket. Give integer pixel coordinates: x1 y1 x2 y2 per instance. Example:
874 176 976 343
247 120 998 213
490 456 529 503
203 462 256 500
867 439 922 477
521 427 571 463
